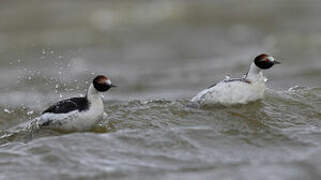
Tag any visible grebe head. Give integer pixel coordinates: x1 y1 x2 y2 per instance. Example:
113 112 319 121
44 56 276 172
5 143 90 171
93 75 116 92
254 54 281 70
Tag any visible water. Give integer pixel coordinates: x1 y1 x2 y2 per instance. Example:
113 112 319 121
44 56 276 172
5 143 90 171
0 0 321 179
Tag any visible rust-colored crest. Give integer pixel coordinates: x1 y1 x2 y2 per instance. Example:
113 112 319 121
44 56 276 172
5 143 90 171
94 75 109 84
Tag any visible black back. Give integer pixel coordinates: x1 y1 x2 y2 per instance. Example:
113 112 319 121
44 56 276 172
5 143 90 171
208 83 218 89
223 78 251 84
42 97 90 114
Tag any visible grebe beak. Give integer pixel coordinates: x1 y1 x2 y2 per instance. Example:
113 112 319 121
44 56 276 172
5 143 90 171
274 60 281 64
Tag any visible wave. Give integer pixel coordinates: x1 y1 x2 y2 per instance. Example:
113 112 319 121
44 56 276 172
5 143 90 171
0 87 320 144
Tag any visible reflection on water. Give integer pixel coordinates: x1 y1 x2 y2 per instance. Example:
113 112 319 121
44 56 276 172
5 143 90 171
0 0 321 180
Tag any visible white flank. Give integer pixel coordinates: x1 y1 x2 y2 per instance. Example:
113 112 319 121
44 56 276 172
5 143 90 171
38 84 104 131
191 63 267 106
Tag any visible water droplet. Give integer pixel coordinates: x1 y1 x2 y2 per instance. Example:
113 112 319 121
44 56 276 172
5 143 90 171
263 77 268 82
103 112 108 118
50 50 54 54
55 84 59 89
42 49 46 55
59 94 63 98
28 76 32 80
27 110 34 115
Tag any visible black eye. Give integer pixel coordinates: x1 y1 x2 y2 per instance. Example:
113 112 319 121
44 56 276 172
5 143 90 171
93 82 111 92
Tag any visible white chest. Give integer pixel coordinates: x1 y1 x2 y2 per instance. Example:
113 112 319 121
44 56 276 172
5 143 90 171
80 97 104 122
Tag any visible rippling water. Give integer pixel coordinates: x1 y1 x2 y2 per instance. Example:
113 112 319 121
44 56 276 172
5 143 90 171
1 88 321 180
1 0 321 180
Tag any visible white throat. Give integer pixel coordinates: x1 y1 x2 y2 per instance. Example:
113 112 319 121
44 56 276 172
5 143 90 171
246 62 262 81
87 83 102 102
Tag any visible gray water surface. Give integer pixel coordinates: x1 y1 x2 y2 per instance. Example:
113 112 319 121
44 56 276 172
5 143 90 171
0 1 321 180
